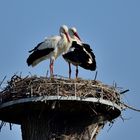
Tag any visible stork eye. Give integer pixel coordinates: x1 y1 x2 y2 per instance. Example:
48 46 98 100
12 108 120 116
61 29 64 33
72 30 74 33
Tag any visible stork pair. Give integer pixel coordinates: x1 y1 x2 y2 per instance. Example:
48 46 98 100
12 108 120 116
27 25 96 78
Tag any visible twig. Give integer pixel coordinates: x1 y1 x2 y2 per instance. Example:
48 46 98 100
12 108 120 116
53 74 68 80
113 81 117 88
122 103 140 112
0 76 6 87
120 89 130 94
88 104 98 115
90 125 98 140
9 123 12 130
94 71 98 80
107 121 114 132
28 72 33 76
120 114 132 122
0 121 6 132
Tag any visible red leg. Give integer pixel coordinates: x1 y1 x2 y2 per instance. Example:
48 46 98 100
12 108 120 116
50 60 54 77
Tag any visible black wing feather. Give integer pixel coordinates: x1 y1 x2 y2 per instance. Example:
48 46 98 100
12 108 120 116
27 48 54 66
63 41 96 71
29 42 44 53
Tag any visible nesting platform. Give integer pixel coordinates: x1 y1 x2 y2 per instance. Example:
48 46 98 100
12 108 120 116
0 75 123 140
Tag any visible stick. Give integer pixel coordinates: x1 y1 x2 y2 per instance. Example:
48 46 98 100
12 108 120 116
94 71 98 81
0 121 6 131
122 103 140 112
0 76 6 87
90 125 98 140
120 89 130 94
9 123 12 130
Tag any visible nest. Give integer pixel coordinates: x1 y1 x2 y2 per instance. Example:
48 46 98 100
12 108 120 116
0 75 122 106
1 74 137 135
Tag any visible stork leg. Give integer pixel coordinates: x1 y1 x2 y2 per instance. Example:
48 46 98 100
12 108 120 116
68 62 71 79
76 66 78 79
50 59 54 77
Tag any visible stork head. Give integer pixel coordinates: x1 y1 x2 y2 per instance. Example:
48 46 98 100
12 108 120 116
60 25 70 42
68 27 81 41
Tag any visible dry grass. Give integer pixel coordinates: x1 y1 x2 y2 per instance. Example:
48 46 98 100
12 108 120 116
0 75 121 105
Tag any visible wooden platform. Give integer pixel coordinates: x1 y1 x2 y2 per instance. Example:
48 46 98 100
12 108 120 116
0 95 121 124
0 76 124 140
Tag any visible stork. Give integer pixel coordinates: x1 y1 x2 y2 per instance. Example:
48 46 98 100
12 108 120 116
27 25 70 77
63 27 96 78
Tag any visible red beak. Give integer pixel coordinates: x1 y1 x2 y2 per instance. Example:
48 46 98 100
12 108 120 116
74 32 81 41
65 32 70 42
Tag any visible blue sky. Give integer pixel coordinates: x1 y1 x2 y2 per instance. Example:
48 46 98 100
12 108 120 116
0 0 140 139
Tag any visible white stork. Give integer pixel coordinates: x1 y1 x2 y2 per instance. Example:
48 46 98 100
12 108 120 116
63 27 96 78
27 25 70 77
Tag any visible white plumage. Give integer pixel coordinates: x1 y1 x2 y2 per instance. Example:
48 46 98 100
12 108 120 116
63 27 96 78
27 25 70 76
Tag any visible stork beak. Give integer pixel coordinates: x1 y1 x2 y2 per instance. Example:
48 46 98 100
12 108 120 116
74 32 81 41
65 32 70 42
